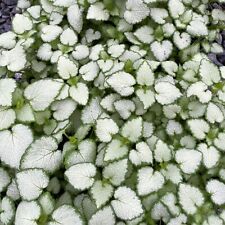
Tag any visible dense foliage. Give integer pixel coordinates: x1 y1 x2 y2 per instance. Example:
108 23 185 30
1 0 225 224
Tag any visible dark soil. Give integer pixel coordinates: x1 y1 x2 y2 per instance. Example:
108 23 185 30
0 0 19 34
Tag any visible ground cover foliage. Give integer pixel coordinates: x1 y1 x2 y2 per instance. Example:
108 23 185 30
1 0 225 224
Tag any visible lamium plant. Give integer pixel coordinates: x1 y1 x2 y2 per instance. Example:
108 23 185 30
1 0 225 225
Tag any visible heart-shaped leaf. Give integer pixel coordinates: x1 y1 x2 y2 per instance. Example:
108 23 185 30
69 82 89 105
136 89 155 109
168 0 185 18
0 107 16 130
107 72 136 96
155 81 182 105
80 61 99 81
0 124 33 168
206 179 225 205
134 26 154 44
60 28 78 46
51 98 77 121
197 144 220 169
100 94 120 112
87 2 109 21
167 120 183 136
0 31 16 49
65 139 96 168
104 139 129 162
154 140 172 162
129 141 153 166
65 163 96 190
114 99 135 119
48 205 83 225
89 206 115 225
188 101 207 120
74 194 97 221
175 148 202 174
15 201 41 225
72 45 89 60
12 14 32 34
161 164 182 185
16 169 49 201
199 59 220 86
41 25 62 42
161 61 178 76
21 136 62 173
173 31 191 50
161 193 180 216
124 0 149 24
111 186 143 220
151 202 170 222
0 197 15 225
39 192 55 216
24 79 63 111
206 102 224 124
108 44 125 58
150 8 168 24
163 104 181 119
136 61 155 85
151 41 173 61
97 59 113 72
85 29 101 43
187 81 212 103
0 45 27 72
96 118 119 143
0 79 16 107
57 56 78 79
178 183 204 215
137 167 164 196
121 117 143 143
16 103 35 122
187 119 209 140
81 98 102 124
187 20 208 37
36 43 53 61
214 132 225 151
103 159 128 186
91 181 114 208
67 4 83 33
27 5 41 19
